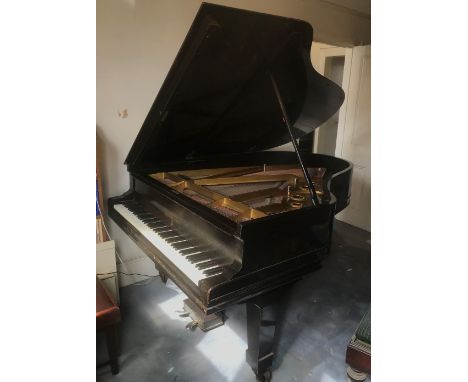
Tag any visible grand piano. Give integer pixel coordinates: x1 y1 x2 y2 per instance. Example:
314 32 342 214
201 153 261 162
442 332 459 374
108 3 352 381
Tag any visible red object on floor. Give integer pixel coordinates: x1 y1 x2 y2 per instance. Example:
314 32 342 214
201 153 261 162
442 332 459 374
96 277 121 374
346 339 371 375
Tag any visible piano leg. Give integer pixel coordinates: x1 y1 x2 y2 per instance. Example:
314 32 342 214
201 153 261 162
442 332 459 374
245 286 291 382
105 325 120 375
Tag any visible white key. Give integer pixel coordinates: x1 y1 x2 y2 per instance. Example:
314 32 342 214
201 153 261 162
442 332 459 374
114 204 222 285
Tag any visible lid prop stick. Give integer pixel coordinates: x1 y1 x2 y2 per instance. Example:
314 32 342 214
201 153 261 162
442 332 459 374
269 72 319 206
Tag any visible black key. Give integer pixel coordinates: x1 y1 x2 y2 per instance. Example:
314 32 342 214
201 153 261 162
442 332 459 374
132 210 146 215
173 239 200 247
149 226 168 232
166 236 190 244
139 214 154 219
136 212 153 218
148 222 167 228
203 267 224 277
147 222 167 228
153 227 172 233
161 233 182 241
128 208 144 213
186 253 213 263
179 246 209 255
142 217 163 224
196 253 224 264
173 228 188 234
186 251 218 263
135 214 151 219
141 217 159 223
181 250 203 258
173 241 199 250
159 230 180 239
196 260 220 270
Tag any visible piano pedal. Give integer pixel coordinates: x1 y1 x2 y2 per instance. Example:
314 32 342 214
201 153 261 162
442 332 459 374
182 298 224 332
159 271 168 284
185 321 198 331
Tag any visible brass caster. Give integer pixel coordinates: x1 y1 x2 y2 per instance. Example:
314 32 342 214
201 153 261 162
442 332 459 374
256 368 272 382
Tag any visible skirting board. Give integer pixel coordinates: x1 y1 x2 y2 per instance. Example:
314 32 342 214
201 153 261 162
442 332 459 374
117 256 159 287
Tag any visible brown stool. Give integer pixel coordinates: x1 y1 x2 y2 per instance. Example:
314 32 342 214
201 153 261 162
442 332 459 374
96 277 121 374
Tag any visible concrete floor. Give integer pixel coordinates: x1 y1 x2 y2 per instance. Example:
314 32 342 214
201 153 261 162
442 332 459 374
97 220 371 382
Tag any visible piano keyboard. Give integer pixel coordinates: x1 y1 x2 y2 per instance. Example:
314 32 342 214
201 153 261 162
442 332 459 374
114 202 226 285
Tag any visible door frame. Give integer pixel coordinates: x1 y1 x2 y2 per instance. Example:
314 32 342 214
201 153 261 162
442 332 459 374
313 46 353 158
335 45 371 231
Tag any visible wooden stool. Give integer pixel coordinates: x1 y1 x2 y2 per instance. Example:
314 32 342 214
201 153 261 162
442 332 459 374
96 277 121 374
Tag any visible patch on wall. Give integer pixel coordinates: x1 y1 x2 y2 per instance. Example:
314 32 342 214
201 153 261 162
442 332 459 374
118 109 128 118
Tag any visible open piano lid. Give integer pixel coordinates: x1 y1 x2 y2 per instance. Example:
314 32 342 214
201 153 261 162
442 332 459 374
126 3 344 171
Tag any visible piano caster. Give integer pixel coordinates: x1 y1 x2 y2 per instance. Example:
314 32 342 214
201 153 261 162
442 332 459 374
255 368 272 382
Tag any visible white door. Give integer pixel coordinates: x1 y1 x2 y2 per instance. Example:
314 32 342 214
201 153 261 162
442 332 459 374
313 46 352 156
335 45 371 231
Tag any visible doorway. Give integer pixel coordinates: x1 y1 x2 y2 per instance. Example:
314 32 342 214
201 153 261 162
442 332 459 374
313 45 371 232
316 55 345 156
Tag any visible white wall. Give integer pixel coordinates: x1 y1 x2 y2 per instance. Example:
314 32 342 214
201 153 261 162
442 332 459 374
97 0 370 284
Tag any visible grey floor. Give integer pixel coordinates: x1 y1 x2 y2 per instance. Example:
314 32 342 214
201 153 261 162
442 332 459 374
97 221 370 382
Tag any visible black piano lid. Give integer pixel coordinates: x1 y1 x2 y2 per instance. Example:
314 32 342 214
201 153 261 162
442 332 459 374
125 3 345 171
